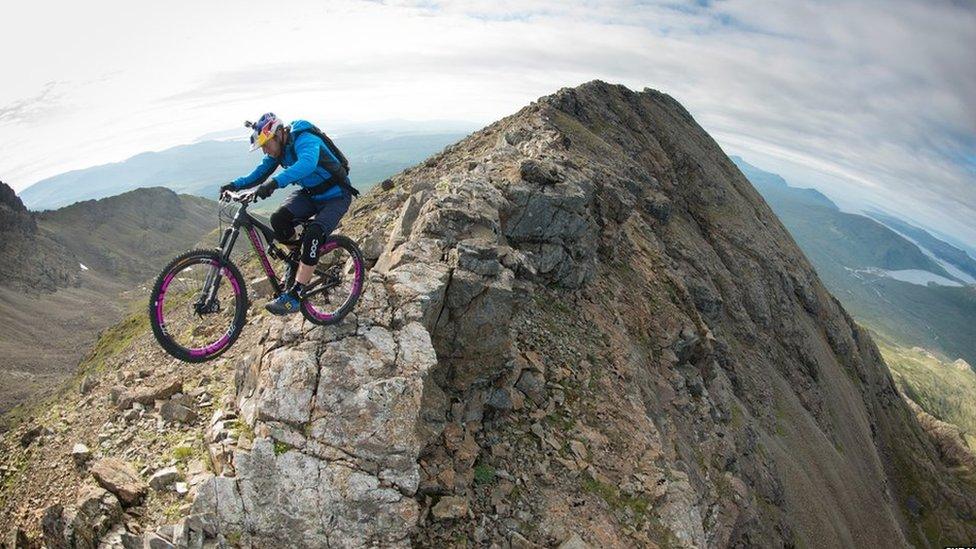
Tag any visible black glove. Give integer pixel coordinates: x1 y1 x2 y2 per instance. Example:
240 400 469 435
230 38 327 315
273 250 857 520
255 179 278 200
219 183 235 197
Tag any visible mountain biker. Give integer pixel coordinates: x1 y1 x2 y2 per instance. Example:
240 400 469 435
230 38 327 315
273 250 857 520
220 112 357 315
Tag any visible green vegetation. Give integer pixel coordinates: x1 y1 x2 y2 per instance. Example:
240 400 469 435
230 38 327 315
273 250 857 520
581 471 651 519
879 340 976 451
473 464 496 485
172 445 197 462
580 471 682 546
868 211 976 280
273 441 291 455
78 308 149 374
734 156 976 366
549 110 615 156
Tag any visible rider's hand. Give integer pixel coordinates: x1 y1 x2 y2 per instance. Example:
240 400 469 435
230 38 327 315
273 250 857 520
255 179 278 200
219 183 235 198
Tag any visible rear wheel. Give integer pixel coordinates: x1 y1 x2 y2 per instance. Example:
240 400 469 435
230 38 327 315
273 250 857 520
148 249 248 362
300 235 365 326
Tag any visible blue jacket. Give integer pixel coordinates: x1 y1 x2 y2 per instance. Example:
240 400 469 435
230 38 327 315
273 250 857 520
232 120 347 201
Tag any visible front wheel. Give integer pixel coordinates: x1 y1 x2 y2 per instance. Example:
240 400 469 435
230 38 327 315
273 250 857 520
149 249 248 362
300 235 365 326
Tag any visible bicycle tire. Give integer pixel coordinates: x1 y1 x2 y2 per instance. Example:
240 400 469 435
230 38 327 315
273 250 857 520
300 235 365 326
148 249 249 362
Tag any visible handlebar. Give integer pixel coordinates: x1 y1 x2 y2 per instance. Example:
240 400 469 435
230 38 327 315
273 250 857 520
220 189 259 205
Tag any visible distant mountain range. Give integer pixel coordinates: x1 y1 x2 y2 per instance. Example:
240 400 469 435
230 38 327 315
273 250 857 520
867 210 976 282
18 128 472 211
0 183 215 413
733 156 976 365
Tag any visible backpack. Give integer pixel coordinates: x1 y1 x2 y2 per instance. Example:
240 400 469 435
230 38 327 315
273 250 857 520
291 124 359 197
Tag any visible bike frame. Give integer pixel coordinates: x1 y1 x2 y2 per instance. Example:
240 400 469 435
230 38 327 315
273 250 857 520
212 198 288 298
198 194 343 308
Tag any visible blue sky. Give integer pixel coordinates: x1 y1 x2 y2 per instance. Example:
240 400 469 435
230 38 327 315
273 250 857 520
0 0 973 245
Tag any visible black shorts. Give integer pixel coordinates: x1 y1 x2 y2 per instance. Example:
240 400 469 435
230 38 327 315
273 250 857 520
279 189 351 236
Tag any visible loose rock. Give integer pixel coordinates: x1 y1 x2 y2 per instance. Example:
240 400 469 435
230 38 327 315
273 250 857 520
149 466 181 491
90 458 148 506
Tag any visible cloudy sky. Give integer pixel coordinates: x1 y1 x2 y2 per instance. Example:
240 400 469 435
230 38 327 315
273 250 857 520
1 0 973 245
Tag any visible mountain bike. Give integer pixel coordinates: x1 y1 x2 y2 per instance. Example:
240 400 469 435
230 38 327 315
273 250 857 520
148 189 365 362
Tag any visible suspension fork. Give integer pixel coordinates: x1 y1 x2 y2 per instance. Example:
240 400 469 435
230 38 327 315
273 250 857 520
197 226 240 309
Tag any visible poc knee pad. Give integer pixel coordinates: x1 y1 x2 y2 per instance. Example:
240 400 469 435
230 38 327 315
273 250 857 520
301 224 326 265
270 209 297 242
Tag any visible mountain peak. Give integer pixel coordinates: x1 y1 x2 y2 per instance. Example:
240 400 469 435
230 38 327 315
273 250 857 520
0 181 35 234
3 81 974 547
0 181 28 214
180 81 976 546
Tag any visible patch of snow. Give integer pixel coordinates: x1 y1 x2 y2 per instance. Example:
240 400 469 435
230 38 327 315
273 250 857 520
79 263 89 271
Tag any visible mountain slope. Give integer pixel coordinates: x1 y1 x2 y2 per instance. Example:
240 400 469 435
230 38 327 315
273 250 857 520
3 81 974 548
734 157 976 365
880 341 976 451
18 130 470 211
35 187 213 284
0 181 79 292
0 186 216 413
733 157 954 278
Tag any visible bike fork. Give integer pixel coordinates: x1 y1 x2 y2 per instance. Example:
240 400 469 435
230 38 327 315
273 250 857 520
198 227 239 308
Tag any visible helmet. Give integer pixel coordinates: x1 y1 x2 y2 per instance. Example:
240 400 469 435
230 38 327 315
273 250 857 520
245 113 284 152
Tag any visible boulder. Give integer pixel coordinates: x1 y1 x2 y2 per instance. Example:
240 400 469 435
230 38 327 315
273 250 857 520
519 158 562 186
71 443 91 466
431 496 469 520
42 486 122 549
159 400 198 424
79 375 97 395
19 424 50 447
149 466 181 491
90 458 148 506
116 377 182 410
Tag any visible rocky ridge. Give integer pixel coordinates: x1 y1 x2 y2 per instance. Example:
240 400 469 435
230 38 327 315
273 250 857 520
3 81 976 548
172 81 976 547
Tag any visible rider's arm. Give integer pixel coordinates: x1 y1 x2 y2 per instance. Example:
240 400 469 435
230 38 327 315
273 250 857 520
232 155 279 189
272 133 320 188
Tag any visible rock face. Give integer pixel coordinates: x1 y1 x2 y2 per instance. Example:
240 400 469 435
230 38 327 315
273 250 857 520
42 486 122 549
174 81 975 547
0 181 77 292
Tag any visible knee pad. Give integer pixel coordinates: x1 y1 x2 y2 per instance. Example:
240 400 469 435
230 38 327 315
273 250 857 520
270 208 296 242
300 223 327 265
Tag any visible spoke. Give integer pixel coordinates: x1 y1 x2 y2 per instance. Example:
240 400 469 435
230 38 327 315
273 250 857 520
159 259 240 353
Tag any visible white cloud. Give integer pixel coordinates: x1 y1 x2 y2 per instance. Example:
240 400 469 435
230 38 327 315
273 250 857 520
0 0 973 244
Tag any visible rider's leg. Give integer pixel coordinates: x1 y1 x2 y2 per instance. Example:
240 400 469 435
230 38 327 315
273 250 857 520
294 192 352 286
270 207 298 243
265 192 351 315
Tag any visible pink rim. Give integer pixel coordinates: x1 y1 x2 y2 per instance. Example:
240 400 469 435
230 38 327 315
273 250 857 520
302 241 364 322
154 259 241 358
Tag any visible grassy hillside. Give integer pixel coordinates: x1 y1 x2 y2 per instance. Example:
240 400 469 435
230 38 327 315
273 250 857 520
879 339 976 451
37 187 215 283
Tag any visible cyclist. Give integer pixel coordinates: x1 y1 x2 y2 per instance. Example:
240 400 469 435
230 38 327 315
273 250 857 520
221 112 357 315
